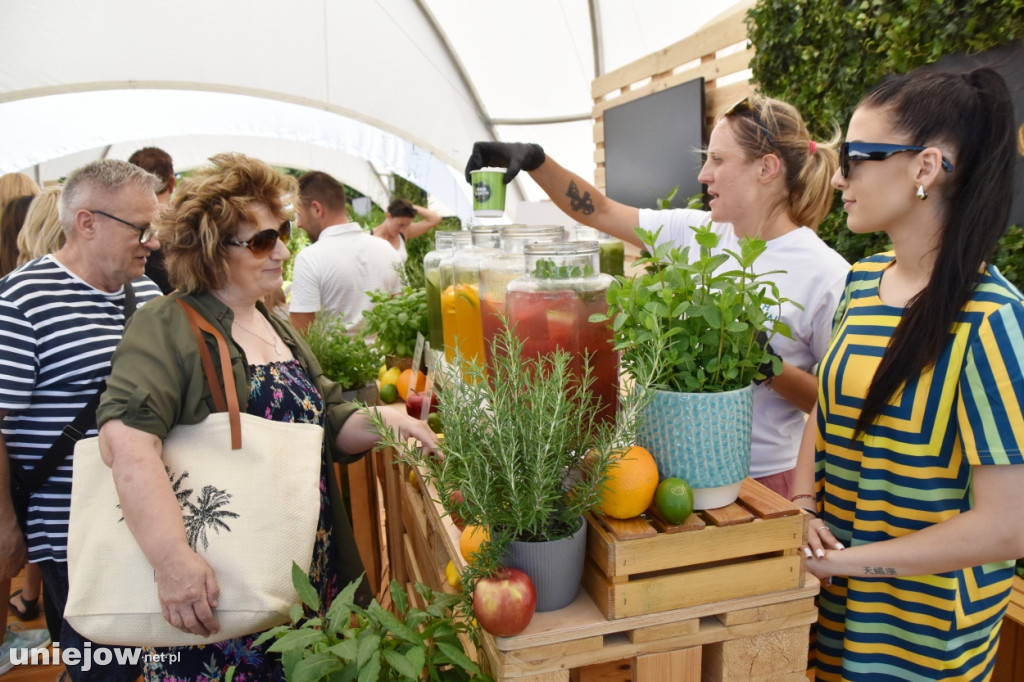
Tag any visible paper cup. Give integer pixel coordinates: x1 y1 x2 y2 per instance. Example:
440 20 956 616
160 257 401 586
471 168 506 217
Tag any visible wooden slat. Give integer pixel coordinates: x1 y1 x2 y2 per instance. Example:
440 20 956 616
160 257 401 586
592 48 755 118
738 477 802 519
701 501 755 527
586 554 802 619
591 1 755 98
634 647 702 681
347 455 382 596
595 513 659 540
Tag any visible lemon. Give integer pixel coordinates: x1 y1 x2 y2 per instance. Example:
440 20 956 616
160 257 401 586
445 560 462 590
381 366 401 387
378 363 388 382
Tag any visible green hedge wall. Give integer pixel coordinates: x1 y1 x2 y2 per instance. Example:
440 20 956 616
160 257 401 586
745 0 1024 282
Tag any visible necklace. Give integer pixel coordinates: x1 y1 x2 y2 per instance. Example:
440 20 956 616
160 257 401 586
234 315 282 357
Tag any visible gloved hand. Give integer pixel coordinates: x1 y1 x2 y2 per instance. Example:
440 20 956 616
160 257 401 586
753 331 783 386
464 142 546 184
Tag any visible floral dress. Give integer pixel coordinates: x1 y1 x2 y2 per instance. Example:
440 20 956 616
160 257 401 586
142 359 342 682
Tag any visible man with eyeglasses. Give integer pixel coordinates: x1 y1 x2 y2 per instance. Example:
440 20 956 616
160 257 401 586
0 159 162 681
289 170 403 334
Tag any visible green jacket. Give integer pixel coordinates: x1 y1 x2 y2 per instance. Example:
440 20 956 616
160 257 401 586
97 290 372 604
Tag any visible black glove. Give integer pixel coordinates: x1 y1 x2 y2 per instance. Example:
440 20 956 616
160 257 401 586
752 331 783 386
464 142 546 184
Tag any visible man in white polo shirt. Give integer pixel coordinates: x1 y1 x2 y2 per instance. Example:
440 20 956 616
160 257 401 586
289 171 403 334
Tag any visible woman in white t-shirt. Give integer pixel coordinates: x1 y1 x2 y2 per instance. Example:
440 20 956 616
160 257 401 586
464 96 850 499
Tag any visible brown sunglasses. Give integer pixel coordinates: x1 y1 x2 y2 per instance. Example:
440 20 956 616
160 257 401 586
226 220 291 256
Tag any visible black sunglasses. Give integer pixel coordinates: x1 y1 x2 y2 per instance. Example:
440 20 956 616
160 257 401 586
88 209 157 244
723 96 776 149
839 141 955 178
226 220 292 256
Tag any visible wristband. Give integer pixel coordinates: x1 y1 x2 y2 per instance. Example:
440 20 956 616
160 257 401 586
799 507 819 519
790 493 815 503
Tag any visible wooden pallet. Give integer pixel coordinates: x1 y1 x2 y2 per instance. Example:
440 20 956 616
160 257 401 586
583 479 808 619
394 466 818 681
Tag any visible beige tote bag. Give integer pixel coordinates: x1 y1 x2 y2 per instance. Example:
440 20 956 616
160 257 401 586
65 300 324 647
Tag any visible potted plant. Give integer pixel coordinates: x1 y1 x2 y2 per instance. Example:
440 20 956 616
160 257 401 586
591 223 791 509
374 323 647 613
303 311 384 404
362 285 430 366
248 563 488 682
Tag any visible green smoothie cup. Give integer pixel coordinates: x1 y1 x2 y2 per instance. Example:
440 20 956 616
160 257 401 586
471 167 506 217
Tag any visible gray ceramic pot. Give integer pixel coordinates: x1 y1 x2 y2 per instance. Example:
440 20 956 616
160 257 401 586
501 516 587 612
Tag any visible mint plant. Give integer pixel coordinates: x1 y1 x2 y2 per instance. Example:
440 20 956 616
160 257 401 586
592 223 794 393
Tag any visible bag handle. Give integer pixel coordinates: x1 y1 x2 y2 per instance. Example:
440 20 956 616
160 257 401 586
176 299 242 450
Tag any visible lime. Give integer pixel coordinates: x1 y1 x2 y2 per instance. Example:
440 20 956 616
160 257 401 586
379 383 399 404
654 477 694 524
427 412 443 434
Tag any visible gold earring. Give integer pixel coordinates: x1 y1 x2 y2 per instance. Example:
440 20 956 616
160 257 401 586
916 185 927 200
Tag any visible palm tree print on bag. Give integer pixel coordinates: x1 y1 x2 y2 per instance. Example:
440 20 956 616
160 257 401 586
115 468 239 552
183 484 240 551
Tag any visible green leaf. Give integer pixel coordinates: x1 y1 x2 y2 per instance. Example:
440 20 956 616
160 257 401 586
435 641 481 674
382 646 426 679
328 637 359 662
292 561 321 612
357 632 381 669
291 653 345 682
357 654 382 682
369 602 422 644
267 628 329 654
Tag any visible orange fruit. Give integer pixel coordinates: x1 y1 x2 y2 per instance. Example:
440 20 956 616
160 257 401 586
459 524 489 564
396 368 426 401
597 445 659 519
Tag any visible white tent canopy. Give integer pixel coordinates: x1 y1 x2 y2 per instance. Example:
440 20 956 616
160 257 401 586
0 0 745 222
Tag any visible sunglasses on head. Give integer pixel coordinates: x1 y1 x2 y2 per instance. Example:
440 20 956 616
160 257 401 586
226 220 291 256
723 96 777 149
839 141 955 178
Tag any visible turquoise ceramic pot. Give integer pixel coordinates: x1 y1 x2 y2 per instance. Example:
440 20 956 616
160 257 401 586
638 385 753 509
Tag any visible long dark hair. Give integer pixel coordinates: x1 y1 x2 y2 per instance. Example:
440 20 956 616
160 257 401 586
854 66 1015 438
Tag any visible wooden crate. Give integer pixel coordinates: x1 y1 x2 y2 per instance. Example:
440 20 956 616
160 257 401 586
393 466 818 681
583 479 808 619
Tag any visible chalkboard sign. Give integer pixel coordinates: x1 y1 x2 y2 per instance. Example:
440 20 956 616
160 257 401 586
604 77 706 210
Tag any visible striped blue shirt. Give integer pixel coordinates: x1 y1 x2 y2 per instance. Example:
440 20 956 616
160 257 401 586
0 255 162 562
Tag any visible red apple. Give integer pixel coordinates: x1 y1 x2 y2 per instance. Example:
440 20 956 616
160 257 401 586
405 390 439 419
472 567 537 637
447 489 467 530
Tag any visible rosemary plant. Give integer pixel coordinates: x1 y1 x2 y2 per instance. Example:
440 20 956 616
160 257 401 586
373 322 648 585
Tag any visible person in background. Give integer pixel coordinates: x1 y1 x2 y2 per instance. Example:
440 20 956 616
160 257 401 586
0 173 39 218
129 146 176 294
0 173 40 276
16 187 63 267
794 65 1024 680
289 171 403 334
371 197 441 263
0 190 48 677
0 160 163 681
464 95 850 500
96 153 436 680
0 195 33 277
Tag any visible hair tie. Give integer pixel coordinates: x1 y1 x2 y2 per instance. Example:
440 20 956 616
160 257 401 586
808 140 818 155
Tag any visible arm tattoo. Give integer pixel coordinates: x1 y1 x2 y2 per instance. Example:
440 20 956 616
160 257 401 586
566 181 595 215
862 566 898 576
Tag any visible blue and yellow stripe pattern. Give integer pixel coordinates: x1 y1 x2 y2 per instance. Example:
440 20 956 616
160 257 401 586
812 253 1024 681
